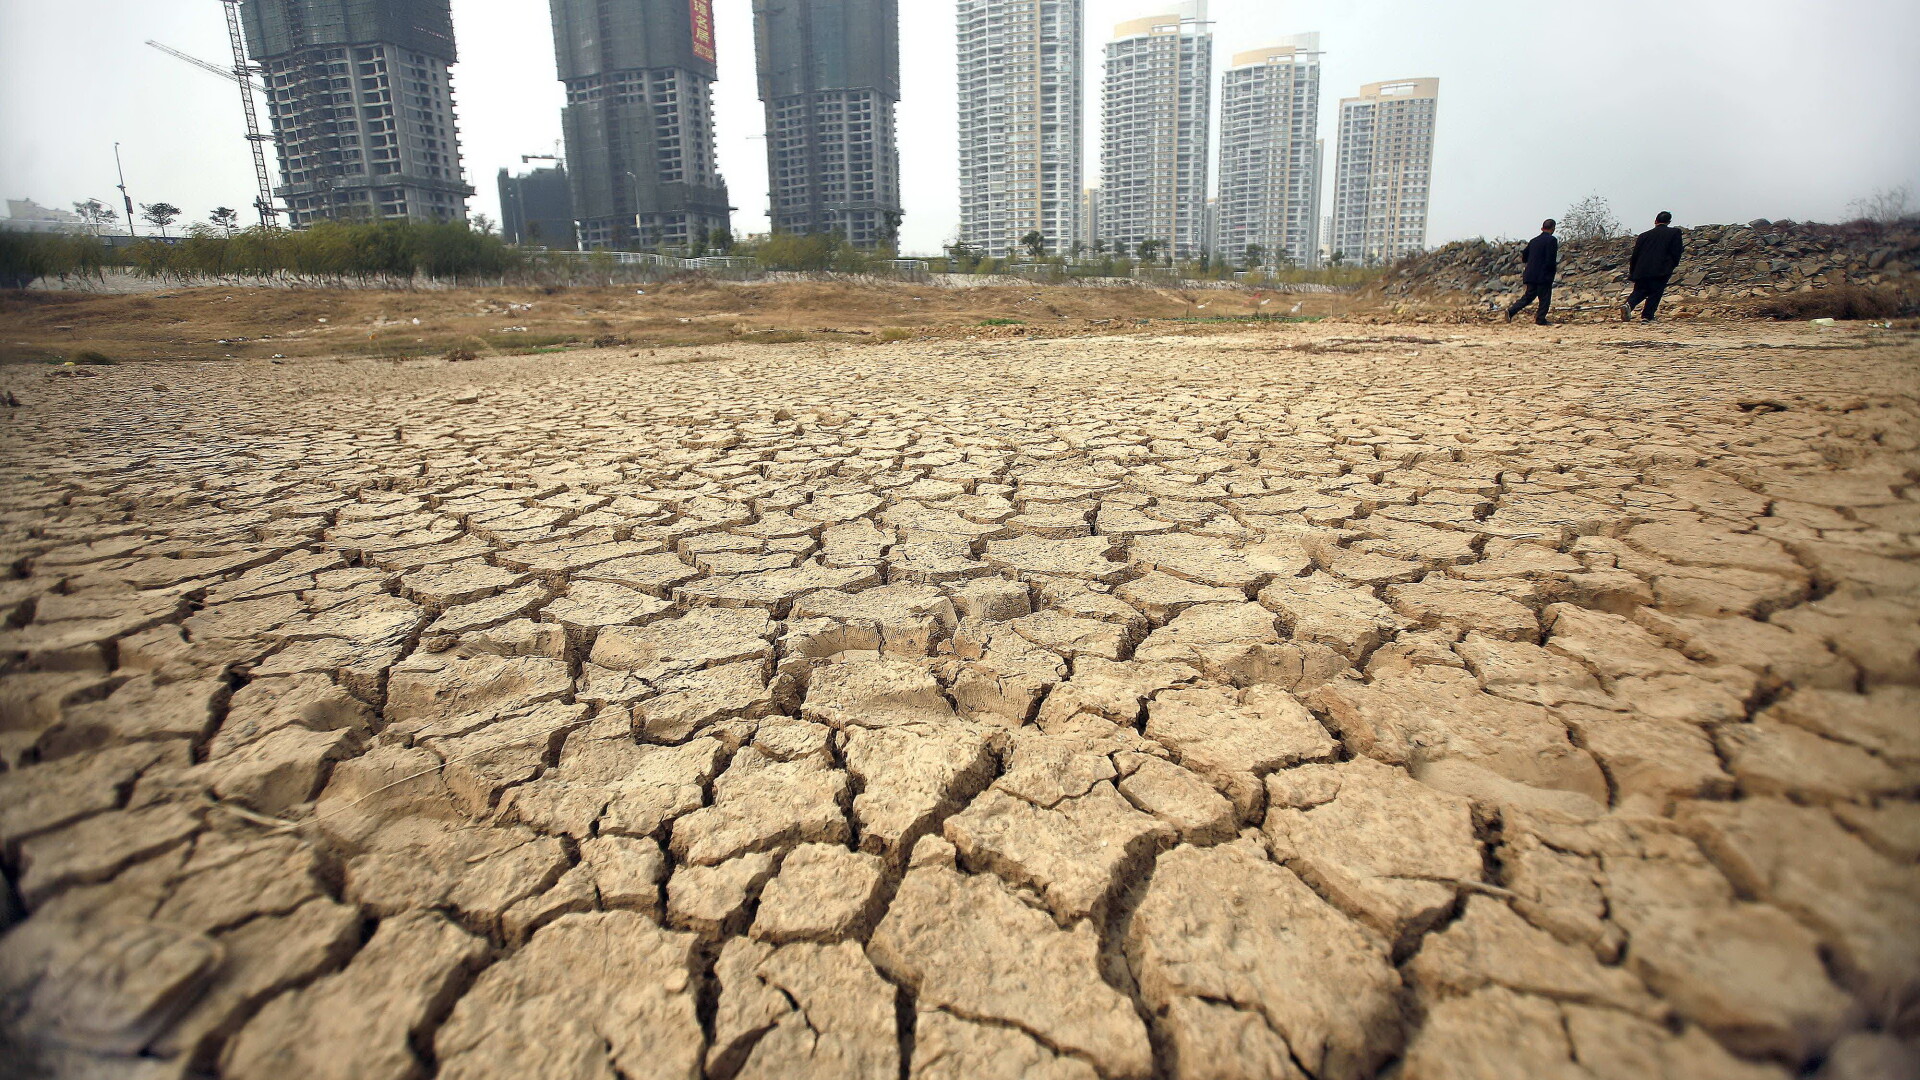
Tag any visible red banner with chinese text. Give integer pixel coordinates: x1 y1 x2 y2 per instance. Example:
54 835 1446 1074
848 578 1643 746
691 0 716 62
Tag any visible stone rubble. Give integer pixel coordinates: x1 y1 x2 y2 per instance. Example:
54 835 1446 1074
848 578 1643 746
1368 218 1918 321
1 321 1917 1078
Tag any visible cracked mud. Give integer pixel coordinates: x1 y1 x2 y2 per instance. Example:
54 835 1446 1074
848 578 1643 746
1 322 1917 1079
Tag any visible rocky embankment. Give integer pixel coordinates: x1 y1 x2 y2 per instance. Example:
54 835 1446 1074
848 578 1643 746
1363 219 1920 322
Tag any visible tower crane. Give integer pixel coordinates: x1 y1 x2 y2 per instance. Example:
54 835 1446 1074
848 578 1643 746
146 3 281 226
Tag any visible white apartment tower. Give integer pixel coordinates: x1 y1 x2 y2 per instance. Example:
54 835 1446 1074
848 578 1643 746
1100 3 1212 261
1332 77 1439 265
1216 35 1323 269
1079 187 1101 251
956 0 1084 258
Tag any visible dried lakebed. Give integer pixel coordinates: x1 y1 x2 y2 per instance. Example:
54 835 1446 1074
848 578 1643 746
1 322 1917 1080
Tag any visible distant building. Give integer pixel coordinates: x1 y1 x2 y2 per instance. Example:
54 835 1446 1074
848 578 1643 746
549 0 731 250
753 0 902 248
1216 35 1323 269
1079 187 1101 252
3 199 94 234
1100 3 1212 261
1331 77 1439 266
498 166 576 249
239 0 474 226
957 0 1083 258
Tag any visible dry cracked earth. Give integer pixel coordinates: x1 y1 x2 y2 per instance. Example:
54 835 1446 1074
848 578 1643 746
1 322 1918 1080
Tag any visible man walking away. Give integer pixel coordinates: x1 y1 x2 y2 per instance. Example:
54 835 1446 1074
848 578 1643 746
1507 220 1558 325
1624 211 1685 321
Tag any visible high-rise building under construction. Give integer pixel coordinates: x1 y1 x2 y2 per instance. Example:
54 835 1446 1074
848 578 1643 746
956 0 1083 258
549 0 731 251
753 0 901 248
239 0 474 226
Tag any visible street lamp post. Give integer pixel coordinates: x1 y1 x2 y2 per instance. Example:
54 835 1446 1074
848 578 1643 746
114 143 138 240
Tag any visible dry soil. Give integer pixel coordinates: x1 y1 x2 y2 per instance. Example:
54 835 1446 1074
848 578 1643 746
1 318 1917 1079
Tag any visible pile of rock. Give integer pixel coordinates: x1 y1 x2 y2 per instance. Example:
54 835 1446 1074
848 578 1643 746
1366 219 1919 320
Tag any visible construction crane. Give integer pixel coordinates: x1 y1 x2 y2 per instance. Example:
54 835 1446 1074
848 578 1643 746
220 1 280 228
145 6 280 226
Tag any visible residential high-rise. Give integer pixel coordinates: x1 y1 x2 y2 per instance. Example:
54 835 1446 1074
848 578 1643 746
239 0 473 226
753 0 901 248
1100 4 1211 261
1216 35 1323 269
1079 187 1101 252
1331 78 1439 266
549 0 731 250
956 0 1083 259
498 165 576 249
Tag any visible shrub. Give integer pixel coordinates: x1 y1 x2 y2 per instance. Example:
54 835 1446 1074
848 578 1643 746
877 327 915 342
1745 285 1911 321
70 349 116 365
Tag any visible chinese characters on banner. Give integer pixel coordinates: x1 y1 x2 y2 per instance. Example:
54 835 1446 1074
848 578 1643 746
691 0 716 62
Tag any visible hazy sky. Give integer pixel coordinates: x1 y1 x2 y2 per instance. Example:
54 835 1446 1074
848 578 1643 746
3 0 1916 252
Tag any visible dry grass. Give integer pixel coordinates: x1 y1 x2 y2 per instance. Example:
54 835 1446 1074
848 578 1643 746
0 280 1351 365
1742 285 1912 321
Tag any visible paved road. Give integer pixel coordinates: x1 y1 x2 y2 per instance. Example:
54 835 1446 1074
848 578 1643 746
2 324 1916 1079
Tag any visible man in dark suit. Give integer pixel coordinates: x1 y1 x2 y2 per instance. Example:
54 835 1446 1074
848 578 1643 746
1624 211 1685 321
1506 220 1558 325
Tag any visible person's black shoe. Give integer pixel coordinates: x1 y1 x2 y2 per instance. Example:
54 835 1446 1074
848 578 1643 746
1505 308 1516 323
1535 318 1551 326
1621 303 1633 322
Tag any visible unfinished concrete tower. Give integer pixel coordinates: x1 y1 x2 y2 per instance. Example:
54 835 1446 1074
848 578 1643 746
1332 77 1439 266
239 0 473 226
498 165 577 249
1217 34 1324 269
549 0 732 251
753 0 901 249
956 0 1083 259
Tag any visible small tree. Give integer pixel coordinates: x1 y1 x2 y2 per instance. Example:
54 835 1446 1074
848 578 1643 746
1560 195 1622 241
1112 241 1129 259
72 199 119 233
1137 239 1163 264
209 207 239 236
1021 230 1046 259
140 202 182 238
1849 186 1913 224
710 226 735 254
1329 249 1346 268
470 213 497 237
1242 243 1265 271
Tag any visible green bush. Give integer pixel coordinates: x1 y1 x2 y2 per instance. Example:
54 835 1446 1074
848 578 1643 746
1 231 111 289
2 220 522 286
